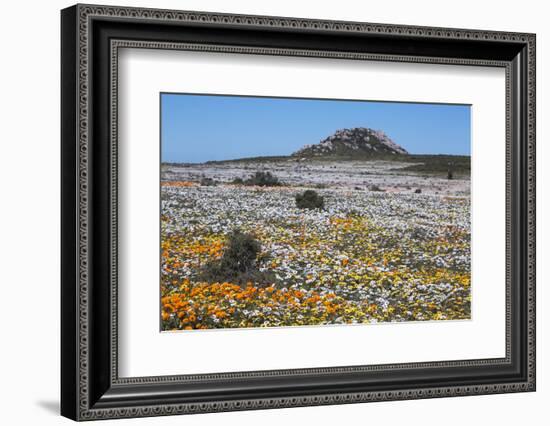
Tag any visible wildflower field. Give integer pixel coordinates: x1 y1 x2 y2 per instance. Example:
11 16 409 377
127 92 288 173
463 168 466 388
161 160 471 331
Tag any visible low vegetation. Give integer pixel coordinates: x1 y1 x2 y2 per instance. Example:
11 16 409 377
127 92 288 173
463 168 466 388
396 155 470 176
200 177 217 186
245 171 281 186
295 190 324 210
231 171 282 187
199 230 275 287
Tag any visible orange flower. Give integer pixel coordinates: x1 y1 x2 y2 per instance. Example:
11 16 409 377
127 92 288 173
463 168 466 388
161 181 196 187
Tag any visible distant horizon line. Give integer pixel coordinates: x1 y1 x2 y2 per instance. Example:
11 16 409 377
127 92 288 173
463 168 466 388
161 152 471 165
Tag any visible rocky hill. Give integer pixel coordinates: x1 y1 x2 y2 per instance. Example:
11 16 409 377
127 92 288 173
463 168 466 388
293 127 408 158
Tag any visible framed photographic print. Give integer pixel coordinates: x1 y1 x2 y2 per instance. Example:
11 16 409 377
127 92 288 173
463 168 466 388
61 4 536 421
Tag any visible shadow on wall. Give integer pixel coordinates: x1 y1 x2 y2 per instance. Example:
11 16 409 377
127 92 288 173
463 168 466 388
35 400 59 416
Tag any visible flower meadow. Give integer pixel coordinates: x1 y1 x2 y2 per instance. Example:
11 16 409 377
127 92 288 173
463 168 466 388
161 162 471 331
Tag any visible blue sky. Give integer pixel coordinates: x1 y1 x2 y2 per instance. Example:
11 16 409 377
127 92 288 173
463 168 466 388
161 93 471 163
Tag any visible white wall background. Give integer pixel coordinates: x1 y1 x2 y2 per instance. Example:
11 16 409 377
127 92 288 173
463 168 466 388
0 0 546 424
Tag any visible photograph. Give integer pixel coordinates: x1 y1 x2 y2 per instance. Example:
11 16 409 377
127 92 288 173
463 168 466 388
160 94 472 331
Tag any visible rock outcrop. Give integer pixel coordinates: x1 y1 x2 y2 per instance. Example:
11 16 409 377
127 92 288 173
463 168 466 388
293 127 408 157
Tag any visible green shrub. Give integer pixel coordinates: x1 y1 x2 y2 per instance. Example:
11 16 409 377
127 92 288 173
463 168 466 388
200 177 217 186
200 230 275 286
245 171 281 187
369 184 384 192
221 230 260 272
295 190 324 210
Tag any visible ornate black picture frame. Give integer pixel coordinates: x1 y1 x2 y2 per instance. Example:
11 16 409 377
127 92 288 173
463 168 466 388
61 4 536 421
